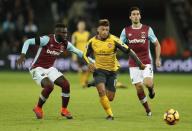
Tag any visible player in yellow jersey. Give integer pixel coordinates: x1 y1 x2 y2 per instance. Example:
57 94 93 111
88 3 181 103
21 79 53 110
72 20 90 87
84 19 146 120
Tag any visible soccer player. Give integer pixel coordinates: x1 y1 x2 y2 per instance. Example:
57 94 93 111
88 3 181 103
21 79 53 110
71 20 90 88
16 23 94 119
84 19 146 120
120 6 161 116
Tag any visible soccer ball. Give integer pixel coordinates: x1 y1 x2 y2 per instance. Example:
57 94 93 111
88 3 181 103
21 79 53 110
163 109 179 125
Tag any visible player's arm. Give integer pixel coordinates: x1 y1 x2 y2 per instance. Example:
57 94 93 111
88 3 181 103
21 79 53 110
114 38 145 69
67 41 95 64
148 27 161 67
120 28 128 44
84 41 95 72
16 36 49 66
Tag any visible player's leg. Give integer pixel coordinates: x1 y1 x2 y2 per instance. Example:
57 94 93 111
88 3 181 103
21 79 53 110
129 67 151 116
106 90 115 101
143 64 155 99
105 72 117 101
33 78 54 119
30 67 54 119
78 60 90 88
134 82 151 116
38 78 54 108
94 70 114 120
47 67 72 119
83 69 90 87
54 76 72 119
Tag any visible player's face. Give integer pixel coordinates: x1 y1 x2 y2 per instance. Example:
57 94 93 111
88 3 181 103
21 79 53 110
97 26 110 39
77 21 86 31
130 10 141 24
55 27 68 42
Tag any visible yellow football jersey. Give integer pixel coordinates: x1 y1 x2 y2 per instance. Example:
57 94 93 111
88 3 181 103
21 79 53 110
72 31 90 52
85 34 129 71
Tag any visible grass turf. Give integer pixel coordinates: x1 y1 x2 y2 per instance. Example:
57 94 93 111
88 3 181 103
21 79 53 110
0 72 191 131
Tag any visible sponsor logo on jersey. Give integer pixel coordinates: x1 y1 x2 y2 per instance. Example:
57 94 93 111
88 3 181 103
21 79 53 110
141 32 146 39
46 49 61 55
128 33 132 37
128 39 146 44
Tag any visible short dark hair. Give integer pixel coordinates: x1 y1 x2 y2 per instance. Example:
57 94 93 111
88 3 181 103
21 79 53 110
129 6 141 16
98 19 110 27
55 23 67 28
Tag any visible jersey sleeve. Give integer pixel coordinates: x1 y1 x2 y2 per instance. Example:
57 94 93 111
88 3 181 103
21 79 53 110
120 28 128 44
21 35 49 54
148 27 157 43
67 41 94 64
85 39 94 57
67 41 83 57
113 35 130 54
39 36 50 46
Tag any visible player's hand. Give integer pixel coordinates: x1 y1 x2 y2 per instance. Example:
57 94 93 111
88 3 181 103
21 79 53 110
139 63 146 70
16 54 26 67
155 58 161 68
88 63 95 72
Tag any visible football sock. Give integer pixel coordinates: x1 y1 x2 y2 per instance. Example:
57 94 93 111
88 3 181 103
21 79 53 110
61 92 70 108
58 79 70 108
100 95 113 116
37 85 53 108
137 91 151 113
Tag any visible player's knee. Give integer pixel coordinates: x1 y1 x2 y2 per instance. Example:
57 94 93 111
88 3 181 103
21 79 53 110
135 83 143 90
108 96 114 101
143 78 153 87
42 79 54 89
144 81 153 87
98 89 106 97
135 84 145 94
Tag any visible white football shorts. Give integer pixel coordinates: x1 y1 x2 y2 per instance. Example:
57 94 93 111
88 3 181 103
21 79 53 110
129 64 153 84
29 67 63 85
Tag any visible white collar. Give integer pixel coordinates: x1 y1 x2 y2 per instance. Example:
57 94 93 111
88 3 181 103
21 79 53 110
131 24 142 29
54 34 60 43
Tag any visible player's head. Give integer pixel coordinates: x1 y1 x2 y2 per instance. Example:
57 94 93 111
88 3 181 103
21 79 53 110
97 19 110 39
77 20 86 32
129 6 141 25
54 23 68 42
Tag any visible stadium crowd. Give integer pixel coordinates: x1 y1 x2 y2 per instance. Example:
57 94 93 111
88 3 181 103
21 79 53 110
0 0 98 56
170 0 192 56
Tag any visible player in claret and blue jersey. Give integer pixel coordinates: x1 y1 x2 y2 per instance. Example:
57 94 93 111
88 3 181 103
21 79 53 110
17 23 95 119
120 7 161 116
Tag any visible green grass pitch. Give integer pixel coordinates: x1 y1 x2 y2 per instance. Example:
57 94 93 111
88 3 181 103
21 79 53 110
0 72 191 131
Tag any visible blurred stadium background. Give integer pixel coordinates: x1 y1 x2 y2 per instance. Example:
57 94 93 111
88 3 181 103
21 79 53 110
0 0 191 72
0 0 192 131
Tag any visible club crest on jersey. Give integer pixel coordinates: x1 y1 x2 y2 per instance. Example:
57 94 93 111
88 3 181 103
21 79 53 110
141 32 146 39
108 43 113 48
